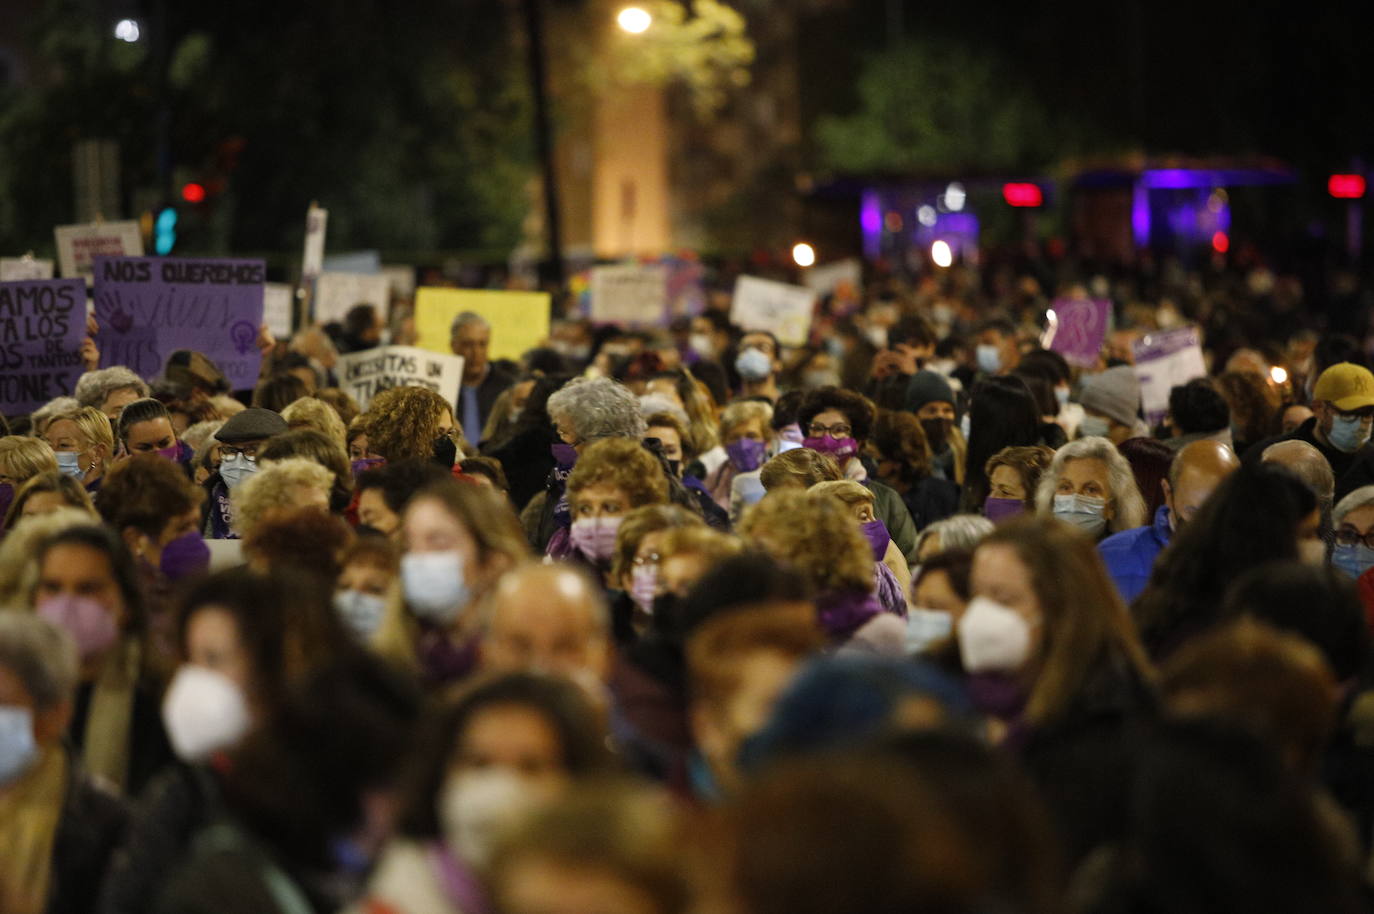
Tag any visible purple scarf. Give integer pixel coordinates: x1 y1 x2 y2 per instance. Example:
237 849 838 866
815 589 884 641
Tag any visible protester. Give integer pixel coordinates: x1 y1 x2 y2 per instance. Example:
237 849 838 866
230 458 333 540
1332 485 1374 580
204 407 288 539
0 436 59 493
558 437 670 569
355 459 449 539
279 396 348 453
1163 378 1233 451
702 400 772 510
115 399 193 468
867 408 960 529
914 513 994 561
482 563 613 686
364 386 465 465
75 367 151 423
610 505 705 640
982 445 1053 522
450 312 516 447
334 535 401 642
1079 365 1148 444
5 472 97 528
43 406 115 493
1034 437 1147 540
907 549 973 654
1256 362 1374 500
961 375 1050 512
807 479 910 615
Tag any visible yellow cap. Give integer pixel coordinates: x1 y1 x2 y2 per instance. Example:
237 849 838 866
1314 362 1374 411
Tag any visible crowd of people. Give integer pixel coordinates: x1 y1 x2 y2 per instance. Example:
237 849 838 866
5 254 1374 913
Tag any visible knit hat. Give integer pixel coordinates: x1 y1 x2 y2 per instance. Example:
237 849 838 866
905 370 955 414
215 407 287 443
1080 365 1140 427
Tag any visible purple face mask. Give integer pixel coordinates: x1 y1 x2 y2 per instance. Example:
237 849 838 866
156 443 181 461
803 436 859 463
351 457 386 477
860 519 891 561
725 437 767 473
551 443 579 468
38 594 118 661
161 531 211 580
983 496 1026 523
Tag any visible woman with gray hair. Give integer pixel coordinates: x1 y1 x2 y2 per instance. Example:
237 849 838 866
1332 485 1374 579
0 612 128 914
915 514 995 562
1035 436 1147 539
73 367 150 423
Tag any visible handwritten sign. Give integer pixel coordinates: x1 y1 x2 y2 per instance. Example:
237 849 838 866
415 288 551 362
263 283 295 339
336 345 464 413
0 279 87 415
1043 298 1110 368
1133 326 1207 426
590 264 668 326
0 258 55 282
314 271 390 325
730 276 816 347
92 256 265 390
54 221 144 280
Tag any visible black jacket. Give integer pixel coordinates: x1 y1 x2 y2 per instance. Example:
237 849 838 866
1247 416 1374 501
49 756 130 914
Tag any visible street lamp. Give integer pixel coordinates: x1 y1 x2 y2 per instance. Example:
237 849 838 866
114 18 141 42
792 242 816 267
617 6 652 33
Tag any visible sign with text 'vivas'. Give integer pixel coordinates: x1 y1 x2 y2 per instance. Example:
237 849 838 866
93 256 265 390
0 278 87 415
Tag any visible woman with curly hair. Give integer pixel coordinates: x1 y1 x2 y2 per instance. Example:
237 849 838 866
982 445 1055 522
557 439 671 580
258 428 355 513
363 386 467 465
739 489 904 654
868 408 961 531
230 457 333 540
1216 369 1281 456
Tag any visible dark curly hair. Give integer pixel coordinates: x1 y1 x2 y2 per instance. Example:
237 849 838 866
797 387 876 443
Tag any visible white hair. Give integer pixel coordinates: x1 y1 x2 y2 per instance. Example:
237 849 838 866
450 311 491 337
546 378 646 443
1335 485 1374 524
1035 436 1147 533
915 514 994 556
74 367 149 409
638 394 690 429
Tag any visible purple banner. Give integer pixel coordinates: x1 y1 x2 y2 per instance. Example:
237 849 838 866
0 278 87 415
93 256 265 390
1045 298 1110 367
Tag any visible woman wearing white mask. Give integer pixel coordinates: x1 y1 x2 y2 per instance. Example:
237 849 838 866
355 672 614 914
42 406 114 494
962 515 1155 747
380 481 529 689
1035 437 1147 541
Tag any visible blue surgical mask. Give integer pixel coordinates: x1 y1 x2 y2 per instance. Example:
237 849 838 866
334 589 389 638
0 705 38 785
219 453 257 490
402 551 470 624
1332 543 1374 580
55 450 85 481
1055 385 1071 407
1078 415 1112 440
735 347 773 382
1053 493 1108 537
976 344 1002 375
1328 414 1372 454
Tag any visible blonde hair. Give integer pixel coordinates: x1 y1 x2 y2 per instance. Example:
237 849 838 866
0 507 96 608
655 526 742 567
281 396 348 451
807 479 874 509
231 457 335 538
49 406 115 465
718 400 773 442
567 439 669 510
759 448 842 492
0 436 58 483
739 490 872 594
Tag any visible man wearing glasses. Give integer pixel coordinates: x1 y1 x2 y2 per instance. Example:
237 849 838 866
205 408 288 539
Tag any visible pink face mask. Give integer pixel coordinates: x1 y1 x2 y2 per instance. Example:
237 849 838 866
630 564 659 613
570 516 622 564
37 594 118 660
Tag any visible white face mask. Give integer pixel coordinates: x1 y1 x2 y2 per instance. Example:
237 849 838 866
1053 493 1109 537
401 551 471 624
904 607 953 655
333 590 388 639
161 665 252 761
219 452 258 490
440 767 540 867
0 705 38 785
957 596 1034 674
689 333 716 359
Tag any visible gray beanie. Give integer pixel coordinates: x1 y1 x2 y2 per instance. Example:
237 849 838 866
905 370 955 414
1080 366 1140 427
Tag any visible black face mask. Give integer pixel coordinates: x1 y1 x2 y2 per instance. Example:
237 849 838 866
921 417 952 450
432 435 457 469
667 459 682 478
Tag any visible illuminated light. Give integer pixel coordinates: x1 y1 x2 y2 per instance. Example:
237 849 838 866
1206 189 1226 213
1046 308 1057 323
884 211 904 232
916 205 937 227
944 182 966 212
1329 174 1367 199
1270 366 1289 385
616 7 652 33
1211 231 1229 253
791 242 816 268
181 182 206 203
114 18 141 42
1002 182 1043 207
154 207 178 256
931 240 953 268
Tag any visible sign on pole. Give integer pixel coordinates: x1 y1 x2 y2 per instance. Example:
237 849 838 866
730 276 816 347
336 345 464 412
1133 326 1207 426
54 221 144 280
0 278 88 414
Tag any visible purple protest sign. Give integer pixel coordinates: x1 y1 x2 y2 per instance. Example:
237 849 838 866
1044 298 1110 367
0 278 87 415
93 256 265 390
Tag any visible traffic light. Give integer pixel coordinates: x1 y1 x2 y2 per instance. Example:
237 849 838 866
1003 183 1044 207
154 206 178 255
1329 174 1366 199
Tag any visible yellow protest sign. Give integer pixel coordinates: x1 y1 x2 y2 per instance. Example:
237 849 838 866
414 288 552 362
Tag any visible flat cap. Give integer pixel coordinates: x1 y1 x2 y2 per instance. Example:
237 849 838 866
214 407 287 443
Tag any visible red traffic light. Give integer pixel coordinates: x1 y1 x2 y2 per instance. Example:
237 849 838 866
1211 231 1229 254
181 182 207 203
1003 182 1043 208
1329 174 1366 199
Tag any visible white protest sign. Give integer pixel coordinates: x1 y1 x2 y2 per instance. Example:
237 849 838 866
803 258 862 297
0 257 55 281
314 271 391 325
590 264 668 326
302 204 328 279
54 221 144 280
382 265 416 299
336 345 464 413
324 250 381 274
263 282 295 339
730 275 816 347
1132 326 1207 426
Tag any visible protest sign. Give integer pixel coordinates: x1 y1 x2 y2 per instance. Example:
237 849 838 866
803 258 862 298
336 345 464 413
590 264 668 326
54 221 144 280
0 279 87 415
314 271 391 325
0 258 55 281
1043 298 1111 368
92 256 265 390
1133 326 1207 426
414 288 551 362
730 276 816 347
324 250 381 274
302 205 327 280
263 283 295 339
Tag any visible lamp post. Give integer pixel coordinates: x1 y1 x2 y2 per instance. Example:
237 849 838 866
522 0 564 286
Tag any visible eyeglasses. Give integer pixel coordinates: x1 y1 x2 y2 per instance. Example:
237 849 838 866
1335 526 1374 549
220 445 259 460
807 422 852 438
632 552 661 567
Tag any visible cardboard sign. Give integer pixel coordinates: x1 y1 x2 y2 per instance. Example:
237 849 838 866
730 276 816 347
1133 326 1207 426
0 258 55 281
92 256 265 390
1043 298 1111 368
54 221 144 280
414 288 551 362
803 258 862 297
302 205 327 280
590 264 668 326
263 283 295 339
336 345 464 412
0 279 88 414
314 271 391 325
